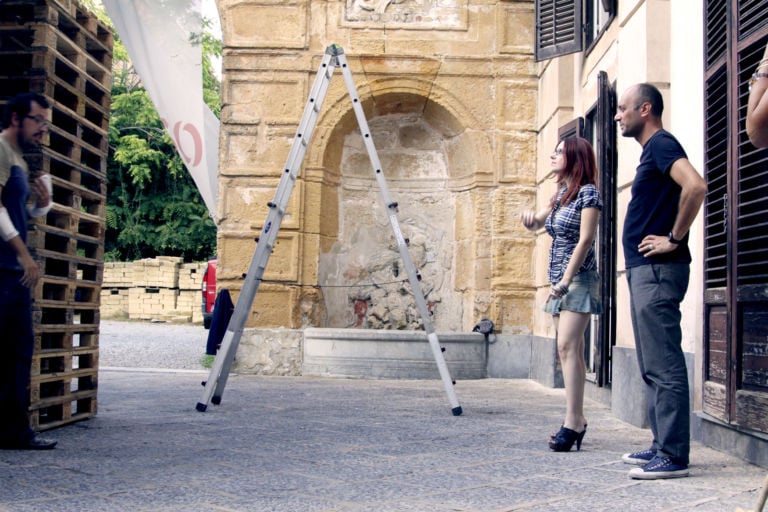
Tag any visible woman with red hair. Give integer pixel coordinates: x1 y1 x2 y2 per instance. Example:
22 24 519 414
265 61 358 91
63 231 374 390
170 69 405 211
520 136 603 452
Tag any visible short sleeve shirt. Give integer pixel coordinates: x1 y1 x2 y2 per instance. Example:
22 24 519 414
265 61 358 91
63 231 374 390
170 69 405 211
622 130 691 268
545 184 602 283
0 134 30 270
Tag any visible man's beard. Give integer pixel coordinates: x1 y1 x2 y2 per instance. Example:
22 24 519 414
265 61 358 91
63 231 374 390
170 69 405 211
18 132 41 152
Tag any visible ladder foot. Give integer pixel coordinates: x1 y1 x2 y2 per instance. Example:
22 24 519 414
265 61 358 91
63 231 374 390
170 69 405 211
196 402 208 412
452 406 463 416
211 396 222 405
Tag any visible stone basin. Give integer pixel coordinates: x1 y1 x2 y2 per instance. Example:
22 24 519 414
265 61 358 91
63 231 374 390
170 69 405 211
302 328 487 380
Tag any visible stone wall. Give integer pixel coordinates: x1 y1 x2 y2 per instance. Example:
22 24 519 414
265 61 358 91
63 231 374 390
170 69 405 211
214 0 538 334
101 257 206 323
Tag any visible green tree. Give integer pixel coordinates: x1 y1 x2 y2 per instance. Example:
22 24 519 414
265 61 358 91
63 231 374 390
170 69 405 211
94 3 220 262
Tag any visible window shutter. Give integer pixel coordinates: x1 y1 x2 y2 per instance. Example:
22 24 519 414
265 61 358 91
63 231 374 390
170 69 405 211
557 117 583 139
705 0 727 68
535 0 583 62
736 38 768 285
595 70 616 387
738 0 766 40
703 66 729 289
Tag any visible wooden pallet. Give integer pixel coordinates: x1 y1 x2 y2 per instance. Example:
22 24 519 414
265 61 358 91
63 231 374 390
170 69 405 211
29 368 98 430
0 0 113 431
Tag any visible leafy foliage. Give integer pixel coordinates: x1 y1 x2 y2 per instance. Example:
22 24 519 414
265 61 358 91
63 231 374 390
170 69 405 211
99 4 221 262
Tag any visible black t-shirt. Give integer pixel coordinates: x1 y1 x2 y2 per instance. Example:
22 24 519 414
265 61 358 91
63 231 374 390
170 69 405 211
622 130 692 268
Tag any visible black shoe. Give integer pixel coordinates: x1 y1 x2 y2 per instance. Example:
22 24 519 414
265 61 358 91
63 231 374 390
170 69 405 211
0 436 57 450
548 425 586 452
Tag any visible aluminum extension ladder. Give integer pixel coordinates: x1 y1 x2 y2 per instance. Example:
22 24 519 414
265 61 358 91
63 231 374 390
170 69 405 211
196 44 463 416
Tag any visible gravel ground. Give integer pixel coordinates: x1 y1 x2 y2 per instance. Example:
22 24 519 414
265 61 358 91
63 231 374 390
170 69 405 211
99 320 209 370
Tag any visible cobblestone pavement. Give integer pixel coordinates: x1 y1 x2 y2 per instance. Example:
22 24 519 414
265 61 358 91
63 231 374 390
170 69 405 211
1 321 766 511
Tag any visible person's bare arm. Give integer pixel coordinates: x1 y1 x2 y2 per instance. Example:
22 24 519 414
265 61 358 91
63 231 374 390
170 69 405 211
747 43 768 148
640 158 707 256
520 205 552 231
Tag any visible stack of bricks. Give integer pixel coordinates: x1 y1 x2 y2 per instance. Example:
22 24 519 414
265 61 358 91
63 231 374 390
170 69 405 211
101 258 206 323
100 261 131 315
129 257 181 320
0 0 113 430
178 262 205 324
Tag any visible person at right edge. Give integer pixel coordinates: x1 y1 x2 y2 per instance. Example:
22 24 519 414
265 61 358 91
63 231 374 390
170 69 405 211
746 40 768 148
0 93 57 450
614 83 707 479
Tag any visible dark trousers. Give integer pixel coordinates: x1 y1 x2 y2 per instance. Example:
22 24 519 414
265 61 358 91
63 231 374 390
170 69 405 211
0 271 35 443
626 263 690 464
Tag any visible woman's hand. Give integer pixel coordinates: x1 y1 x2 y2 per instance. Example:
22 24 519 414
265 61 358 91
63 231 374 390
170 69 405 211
520 210 536 229
548 281 569 301
521 209 549 231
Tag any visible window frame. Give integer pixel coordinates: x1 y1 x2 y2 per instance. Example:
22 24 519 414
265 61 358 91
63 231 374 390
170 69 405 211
584 0 616 53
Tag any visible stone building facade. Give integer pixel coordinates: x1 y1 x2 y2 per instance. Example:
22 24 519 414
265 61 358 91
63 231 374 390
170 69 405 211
213 0 538 335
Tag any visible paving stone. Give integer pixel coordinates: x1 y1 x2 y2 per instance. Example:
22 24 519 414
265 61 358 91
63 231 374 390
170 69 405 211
0 331 765 511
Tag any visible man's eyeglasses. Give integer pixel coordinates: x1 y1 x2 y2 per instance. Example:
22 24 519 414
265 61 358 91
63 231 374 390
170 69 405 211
25 115 50 127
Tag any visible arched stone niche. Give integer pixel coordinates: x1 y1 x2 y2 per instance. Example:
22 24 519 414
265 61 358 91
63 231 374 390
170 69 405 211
312 86 490 332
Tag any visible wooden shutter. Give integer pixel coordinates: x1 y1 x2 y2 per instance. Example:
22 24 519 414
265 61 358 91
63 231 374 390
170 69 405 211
535 0 583 62
595 70 616 387
557 117 583 139
703 0 768 432
702 0 732 423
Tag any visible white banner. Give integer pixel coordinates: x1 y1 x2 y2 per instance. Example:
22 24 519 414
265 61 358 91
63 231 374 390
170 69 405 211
103 0 219 217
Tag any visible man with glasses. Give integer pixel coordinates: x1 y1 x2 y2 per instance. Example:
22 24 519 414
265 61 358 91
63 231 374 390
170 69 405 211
0 92 57 450
614 83 707 479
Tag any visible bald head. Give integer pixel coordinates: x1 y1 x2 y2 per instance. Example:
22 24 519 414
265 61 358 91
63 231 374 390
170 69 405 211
628 83 664 118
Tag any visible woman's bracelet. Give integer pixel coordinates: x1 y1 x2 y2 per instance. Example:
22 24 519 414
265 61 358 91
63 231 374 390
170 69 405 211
552 282 569 297
749 72 768 92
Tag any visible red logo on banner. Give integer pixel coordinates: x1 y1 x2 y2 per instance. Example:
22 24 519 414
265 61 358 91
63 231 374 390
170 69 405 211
162 118 203 167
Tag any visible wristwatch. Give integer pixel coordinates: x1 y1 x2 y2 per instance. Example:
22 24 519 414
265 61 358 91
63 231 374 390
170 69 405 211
668 232 683 245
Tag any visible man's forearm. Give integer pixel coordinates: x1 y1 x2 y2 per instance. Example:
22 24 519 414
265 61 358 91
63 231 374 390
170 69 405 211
672 185 707 241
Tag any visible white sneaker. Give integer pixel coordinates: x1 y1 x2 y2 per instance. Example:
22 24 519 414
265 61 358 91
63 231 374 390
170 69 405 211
628 456 689 480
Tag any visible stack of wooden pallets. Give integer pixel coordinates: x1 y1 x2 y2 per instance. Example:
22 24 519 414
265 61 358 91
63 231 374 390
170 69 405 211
0 0 113 430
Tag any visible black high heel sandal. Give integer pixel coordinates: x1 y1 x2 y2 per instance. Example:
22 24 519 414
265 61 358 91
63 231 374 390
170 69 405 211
548 425 587 452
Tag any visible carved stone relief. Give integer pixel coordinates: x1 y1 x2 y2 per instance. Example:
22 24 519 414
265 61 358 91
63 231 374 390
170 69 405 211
344 0 467 29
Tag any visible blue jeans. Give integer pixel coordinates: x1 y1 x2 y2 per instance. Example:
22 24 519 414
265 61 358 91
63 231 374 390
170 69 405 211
0 271 35 443
626 263 690 464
